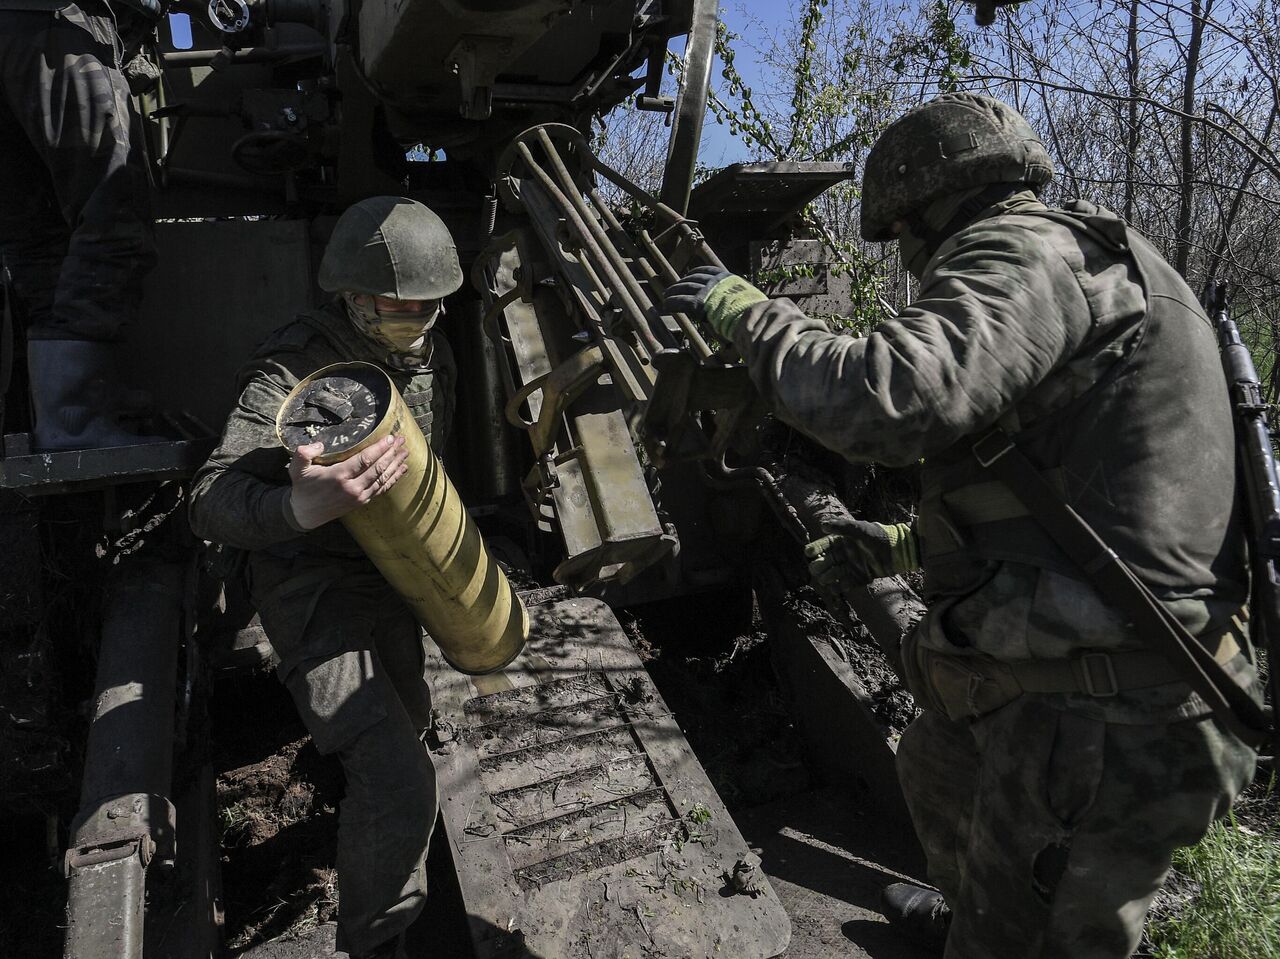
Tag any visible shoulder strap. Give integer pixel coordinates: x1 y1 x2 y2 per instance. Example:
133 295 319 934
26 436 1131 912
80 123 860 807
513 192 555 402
971 427 1270 747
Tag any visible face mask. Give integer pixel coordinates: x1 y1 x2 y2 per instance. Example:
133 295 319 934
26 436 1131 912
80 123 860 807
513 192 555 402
343 293 442 355
897 225 931 282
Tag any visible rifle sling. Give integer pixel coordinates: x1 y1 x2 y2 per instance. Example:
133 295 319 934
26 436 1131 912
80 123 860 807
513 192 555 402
971 427 1270 747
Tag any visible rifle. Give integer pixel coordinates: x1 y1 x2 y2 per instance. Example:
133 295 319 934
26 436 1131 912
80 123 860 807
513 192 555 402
1205 280 1280 761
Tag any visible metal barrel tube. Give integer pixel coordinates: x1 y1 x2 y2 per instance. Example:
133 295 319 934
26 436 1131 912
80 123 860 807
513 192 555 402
455 299 521 499
514 140 669 356
277 362 528 674
64 562 185 959
532 130 678 352
587 189 715 361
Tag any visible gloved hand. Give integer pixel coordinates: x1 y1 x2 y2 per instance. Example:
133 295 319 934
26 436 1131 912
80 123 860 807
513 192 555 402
803 521 919 602
663 265 768 342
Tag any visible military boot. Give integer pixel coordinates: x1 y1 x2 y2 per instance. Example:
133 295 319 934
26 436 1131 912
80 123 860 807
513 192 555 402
27 339 165 451
881 882 951 951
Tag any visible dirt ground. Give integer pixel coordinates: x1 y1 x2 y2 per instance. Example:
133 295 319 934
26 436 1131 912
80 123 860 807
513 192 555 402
617 585 818 811
197 569 1278 956
777 588 918 737
211 668 345 953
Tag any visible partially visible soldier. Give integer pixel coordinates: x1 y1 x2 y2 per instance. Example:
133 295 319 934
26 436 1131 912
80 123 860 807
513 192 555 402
0 0 162 450
189 197 461 959
666 93 1259 959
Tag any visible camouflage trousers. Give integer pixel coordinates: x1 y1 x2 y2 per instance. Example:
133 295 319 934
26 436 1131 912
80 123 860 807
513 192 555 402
0 5 155 341
251 554 437 956
896 698 1255 959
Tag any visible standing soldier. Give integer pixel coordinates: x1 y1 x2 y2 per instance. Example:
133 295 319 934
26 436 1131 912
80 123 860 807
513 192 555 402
189 197 461 959
0 0 161 449
666 93 1260 959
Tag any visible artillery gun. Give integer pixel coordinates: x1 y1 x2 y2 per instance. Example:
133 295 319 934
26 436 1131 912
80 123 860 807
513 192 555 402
0 2 927 956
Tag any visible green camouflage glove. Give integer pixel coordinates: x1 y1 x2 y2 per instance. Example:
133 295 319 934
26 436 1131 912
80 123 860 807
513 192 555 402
663 265 768 341
803 522 919 601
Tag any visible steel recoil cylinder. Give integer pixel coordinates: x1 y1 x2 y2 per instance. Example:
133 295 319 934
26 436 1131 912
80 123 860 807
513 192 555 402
276 361 528 674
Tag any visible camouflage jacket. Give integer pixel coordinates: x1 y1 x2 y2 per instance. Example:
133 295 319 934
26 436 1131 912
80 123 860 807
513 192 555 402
188 301 455 561
735 194 1252 723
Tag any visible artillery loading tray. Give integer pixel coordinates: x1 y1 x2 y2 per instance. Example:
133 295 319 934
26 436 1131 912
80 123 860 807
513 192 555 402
424 596 791 959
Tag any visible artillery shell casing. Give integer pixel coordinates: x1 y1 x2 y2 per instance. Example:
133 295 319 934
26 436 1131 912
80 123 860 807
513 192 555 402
278 361 528 674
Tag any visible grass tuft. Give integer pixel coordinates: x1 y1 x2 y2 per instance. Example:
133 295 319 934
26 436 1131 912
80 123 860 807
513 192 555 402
1146 774 1280 959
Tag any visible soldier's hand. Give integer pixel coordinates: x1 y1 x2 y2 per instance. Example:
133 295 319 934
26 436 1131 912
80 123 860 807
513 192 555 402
803 521 920 602
285 435 409 531
663 265 731 321
663 266 766 342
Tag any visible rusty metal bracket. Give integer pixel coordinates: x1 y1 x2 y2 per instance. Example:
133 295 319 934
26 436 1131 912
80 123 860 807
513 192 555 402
64 792 177 876
66 830 157 873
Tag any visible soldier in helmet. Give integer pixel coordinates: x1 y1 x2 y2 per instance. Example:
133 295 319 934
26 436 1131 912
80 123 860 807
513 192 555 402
0 0 165 449
189 196 461 959
666 93 1259 958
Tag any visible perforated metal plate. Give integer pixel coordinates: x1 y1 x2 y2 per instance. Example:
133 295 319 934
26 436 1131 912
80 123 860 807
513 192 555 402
424 596 791 959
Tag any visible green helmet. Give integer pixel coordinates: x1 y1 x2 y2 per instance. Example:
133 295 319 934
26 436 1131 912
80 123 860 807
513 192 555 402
859 93 1054 241
318 196 464 299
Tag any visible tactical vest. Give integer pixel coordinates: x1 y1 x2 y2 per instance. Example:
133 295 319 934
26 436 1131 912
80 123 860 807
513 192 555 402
293 304 455 456
917 202 1248 605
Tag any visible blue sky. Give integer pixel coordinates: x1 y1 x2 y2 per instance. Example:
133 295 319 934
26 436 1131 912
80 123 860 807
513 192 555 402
693 0 792 167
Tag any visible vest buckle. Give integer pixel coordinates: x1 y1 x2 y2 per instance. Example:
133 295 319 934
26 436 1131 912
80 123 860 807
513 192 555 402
1079 652 1119 697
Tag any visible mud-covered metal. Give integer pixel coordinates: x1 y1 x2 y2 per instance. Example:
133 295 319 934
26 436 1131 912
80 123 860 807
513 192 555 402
425 595 792 958
277 362 528 674
63 563 185 959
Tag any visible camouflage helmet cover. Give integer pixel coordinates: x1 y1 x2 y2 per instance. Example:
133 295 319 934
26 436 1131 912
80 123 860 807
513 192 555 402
859 93 1055 241
318 196 464 299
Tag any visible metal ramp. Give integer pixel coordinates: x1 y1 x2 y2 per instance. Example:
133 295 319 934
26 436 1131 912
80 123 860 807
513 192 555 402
424 595 792 958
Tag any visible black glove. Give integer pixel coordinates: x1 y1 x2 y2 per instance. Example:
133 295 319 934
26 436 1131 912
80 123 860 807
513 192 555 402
663 266 769 342
663 265 731 323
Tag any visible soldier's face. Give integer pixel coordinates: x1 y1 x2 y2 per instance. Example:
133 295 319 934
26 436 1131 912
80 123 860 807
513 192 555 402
344 293 444 353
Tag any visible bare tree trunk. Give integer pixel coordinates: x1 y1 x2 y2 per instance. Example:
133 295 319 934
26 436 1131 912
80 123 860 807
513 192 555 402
1176 0 1212 276
1124 0 1140 222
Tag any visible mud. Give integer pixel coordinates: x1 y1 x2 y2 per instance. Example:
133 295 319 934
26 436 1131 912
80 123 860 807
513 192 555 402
210 583 793 954
617 585 814 812
211 667 344 953
779 590 917 737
